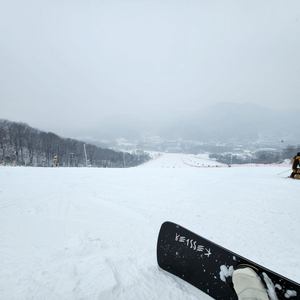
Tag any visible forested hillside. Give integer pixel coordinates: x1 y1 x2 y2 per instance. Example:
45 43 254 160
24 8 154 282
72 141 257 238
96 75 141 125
0 119 149 167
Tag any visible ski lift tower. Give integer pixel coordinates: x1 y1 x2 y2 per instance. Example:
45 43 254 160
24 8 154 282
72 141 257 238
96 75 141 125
83 144 89 167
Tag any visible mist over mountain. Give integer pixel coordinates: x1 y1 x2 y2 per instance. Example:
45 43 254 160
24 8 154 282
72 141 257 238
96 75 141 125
69 112 189 141
72 103 298 144
158 103 299 142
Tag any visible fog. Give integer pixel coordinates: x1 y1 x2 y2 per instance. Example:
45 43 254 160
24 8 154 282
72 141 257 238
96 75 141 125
1 0 299 139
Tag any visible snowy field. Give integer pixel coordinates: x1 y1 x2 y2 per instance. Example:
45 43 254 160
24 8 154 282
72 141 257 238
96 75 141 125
0 153 299 300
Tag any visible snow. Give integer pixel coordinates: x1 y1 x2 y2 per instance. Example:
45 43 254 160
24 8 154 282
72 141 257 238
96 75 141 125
219 265 234 283
263 272 279 300
285 290 298 298
0 153 299 299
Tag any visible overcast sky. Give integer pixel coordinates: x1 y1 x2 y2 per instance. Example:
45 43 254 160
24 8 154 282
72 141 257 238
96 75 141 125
1 0 299 134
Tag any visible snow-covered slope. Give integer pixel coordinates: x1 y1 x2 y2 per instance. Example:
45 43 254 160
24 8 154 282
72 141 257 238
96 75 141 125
0 154 299 300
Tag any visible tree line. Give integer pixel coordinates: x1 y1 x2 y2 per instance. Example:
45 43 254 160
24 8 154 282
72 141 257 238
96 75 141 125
0 119 150 167
209 145 300 165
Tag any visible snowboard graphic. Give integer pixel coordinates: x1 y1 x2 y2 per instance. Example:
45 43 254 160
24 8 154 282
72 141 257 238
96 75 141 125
157 221 300 300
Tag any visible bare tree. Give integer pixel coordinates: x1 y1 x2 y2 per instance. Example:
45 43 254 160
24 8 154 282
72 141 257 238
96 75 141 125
8 122 27 162
0 119 9 160
25 126 39 164
39 132 61 165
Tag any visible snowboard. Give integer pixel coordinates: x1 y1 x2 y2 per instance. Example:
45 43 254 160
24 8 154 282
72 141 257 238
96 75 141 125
157 221 300 300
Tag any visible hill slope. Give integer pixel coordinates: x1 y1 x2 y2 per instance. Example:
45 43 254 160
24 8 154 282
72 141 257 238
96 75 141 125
0 154 299 299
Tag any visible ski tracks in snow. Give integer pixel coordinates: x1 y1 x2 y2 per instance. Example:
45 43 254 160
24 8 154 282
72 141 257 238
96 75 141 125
97 255 209 300
1 163 300 299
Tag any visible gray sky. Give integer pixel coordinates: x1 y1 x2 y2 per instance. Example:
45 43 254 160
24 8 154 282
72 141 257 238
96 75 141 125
1 0 300 135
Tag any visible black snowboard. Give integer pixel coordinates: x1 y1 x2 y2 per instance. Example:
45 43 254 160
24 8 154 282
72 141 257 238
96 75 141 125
157 221 300 300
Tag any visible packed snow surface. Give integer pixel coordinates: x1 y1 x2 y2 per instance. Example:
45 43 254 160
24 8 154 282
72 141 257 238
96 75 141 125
1 153 299 299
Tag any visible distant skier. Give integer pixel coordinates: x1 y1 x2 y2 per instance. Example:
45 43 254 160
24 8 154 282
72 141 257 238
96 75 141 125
290 152 300 179
232 267 270 300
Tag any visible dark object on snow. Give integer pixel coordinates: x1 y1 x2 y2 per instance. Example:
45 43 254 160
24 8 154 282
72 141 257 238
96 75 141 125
290 153 300 179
